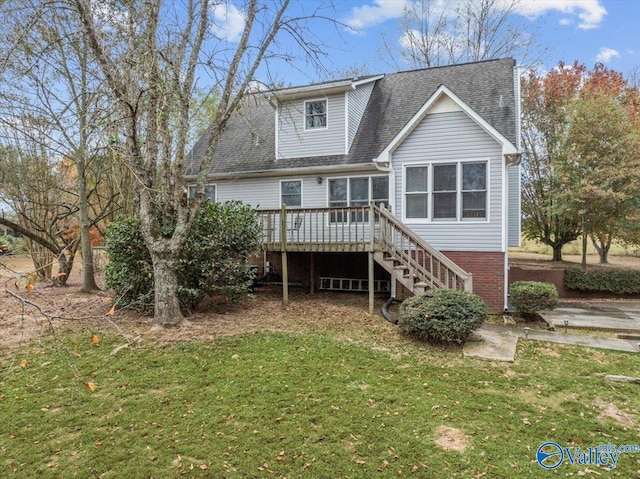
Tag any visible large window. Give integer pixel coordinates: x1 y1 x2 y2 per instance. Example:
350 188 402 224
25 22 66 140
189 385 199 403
187 184 216 202
304 100 327 129
281 180 302 207
328 176 388 222
404 161 487 221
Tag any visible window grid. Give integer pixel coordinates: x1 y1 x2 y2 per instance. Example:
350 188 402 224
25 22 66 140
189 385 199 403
304 99 327 129
328 176 389 223
404 161 487 221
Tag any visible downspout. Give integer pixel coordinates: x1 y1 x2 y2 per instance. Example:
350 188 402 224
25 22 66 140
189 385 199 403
504 152 522 311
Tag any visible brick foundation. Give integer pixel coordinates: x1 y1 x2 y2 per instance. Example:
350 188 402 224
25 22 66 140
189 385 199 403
442 251 506 313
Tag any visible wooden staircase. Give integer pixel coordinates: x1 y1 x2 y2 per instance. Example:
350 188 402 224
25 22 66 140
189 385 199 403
373 205 472 297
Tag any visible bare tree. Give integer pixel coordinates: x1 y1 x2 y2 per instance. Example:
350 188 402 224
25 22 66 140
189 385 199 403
390 0 544 69
66 0 336 326
0 2 128 291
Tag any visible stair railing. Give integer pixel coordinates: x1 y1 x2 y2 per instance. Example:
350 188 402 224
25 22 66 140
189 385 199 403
375 204 472 292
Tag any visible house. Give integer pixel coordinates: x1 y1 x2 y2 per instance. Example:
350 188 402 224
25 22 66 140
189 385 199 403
186 58 521 313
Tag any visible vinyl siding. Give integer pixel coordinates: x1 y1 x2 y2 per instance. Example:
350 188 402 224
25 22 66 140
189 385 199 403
347 82 375 151
507 164 521 247
216 171 382 209
392 110 504 252
277 94 346 159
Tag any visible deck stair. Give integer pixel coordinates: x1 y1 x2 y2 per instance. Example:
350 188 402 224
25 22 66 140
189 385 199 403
373 204 472 296
259 203 472 298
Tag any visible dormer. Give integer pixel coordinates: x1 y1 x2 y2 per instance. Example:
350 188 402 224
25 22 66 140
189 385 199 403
273 75 382 160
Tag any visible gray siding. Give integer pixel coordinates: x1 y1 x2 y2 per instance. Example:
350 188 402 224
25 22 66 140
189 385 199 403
392 110 504 252
216 170 382 209
347 82 375 151
507 164 521 247
277 94 346 159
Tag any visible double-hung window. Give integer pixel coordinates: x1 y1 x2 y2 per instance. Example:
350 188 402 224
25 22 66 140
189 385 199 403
404 161 487 221
304 99 327 129
328 176 389 222
281 180 302 207
187 184 216 202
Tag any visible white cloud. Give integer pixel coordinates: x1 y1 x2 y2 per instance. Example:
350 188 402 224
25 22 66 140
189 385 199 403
514 0 606 30
595 47 620 63
343 0 411 32
211 2 246 42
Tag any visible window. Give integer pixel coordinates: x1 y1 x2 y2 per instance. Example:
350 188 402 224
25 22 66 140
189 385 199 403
281 180 302 207
462 163 487 218
405 166 428 218
304 100 327 129
328 176 389 222
433 164 457 219
187 184 216 202
404 161 487 221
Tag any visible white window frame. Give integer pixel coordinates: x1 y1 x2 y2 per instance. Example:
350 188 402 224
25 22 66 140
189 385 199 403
303 98 328 131
187 183 217 202
402 160 489 223
280 179 303 208
327 174 389 223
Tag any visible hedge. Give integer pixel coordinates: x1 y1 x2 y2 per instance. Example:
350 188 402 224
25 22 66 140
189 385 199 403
509 281 558 315
564 266 640 294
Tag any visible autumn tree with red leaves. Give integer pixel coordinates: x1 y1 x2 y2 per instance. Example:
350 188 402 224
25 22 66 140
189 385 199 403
521 61 640 263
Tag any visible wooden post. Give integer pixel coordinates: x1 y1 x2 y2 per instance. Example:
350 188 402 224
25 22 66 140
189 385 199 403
368 202 375 315
282 251 289 306
309 253 315 295
280 204 289 306
368 251 375 315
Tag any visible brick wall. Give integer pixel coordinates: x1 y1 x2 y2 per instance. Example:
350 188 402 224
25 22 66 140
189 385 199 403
508 267 567 297
442 251 506 313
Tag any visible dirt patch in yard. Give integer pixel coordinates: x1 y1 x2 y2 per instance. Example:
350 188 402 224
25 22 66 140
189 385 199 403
1 253 399 355
594 398 637 429
434 425 470 452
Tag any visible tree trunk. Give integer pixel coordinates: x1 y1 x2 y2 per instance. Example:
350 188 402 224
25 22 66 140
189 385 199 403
591 236 611 264
551 244 563 261
77 161 99 292
54 250 76 286
150 251 184 327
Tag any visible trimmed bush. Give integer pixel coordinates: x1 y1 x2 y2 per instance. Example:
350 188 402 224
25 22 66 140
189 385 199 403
565 266 640 295
397 289 488 344
104 201 262 314
509 281 558 315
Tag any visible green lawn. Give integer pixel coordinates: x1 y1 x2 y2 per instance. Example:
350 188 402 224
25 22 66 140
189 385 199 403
1 331 639 478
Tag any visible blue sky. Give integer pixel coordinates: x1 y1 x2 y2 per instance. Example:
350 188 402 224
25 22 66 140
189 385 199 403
228 0 640 86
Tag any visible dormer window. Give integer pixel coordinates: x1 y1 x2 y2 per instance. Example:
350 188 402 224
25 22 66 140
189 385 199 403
304 99 327 129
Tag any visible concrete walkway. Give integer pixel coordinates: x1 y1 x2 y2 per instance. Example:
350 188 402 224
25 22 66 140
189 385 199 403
540 301 640 333
464 323 640 362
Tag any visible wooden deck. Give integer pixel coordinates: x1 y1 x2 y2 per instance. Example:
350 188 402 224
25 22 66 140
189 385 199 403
258 205 472 313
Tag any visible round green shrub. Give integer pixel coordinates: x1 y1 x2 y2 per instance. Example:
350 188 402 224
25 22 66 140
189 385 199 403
397 289 488 344
508 281 559 315
104 200 261 314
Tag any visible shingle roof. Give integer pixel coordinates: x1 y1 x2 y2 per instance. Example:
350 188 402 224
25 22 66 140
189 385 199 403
187 58 517 178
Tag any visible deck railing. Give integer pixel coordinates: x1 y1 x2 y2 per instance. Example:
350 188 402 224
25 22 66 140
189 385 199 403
258 204 472 292
260 205 375 252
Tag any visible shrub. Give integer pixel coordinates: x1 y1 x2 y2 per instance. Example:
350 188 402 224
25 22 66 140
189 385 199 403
104 201 262 314
508 281 558 315
397 289 488 344
564 266 640 294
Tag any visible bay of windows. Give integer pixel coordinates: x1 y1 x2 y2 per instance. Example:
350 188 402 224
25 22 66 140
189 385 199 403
405 161 487 221
328 176 388 222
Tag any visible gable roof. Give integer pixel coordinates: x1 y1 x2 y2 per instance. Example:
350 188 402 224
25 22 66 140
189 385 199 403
187 58 517 178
